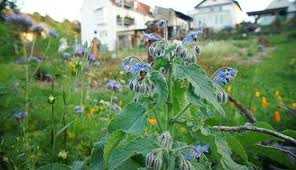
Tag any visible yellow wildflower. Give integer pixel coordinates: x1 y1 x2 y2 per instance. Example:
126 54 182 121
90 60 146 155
292 103 296 108
275 90 280 97
67 131 75 139
148 118 157 125
255 91 260 98
251 107 257 113
69 63 76 70
274 111 281 123
88 108 95 119
227 85 232 93
180 127 187 132
119 100 123 107
262 96 269 108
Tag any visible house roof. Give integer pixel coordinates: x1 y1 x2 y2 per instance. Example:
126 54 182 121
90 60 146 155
174 10 193 21
136 1 151 15
194 0 242 11
247 7 288 16
247 0 296 16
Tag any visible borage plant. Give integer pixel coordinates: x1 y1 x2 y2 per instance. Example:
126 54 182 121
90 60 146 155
90 20 248 170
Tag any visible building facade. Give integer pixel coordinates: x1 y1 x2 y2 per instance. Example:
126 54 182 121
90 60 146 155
81 0 154 51
152 7 192 40
188 0 244 31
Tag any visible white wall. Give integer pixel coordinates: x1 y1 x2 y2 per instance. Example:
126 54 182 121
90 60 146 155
81 0 154 51
189 0 244 31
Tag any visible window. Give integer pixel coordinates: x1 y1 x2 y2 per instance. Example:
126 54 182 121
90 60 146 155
220 15 224 24
215 15 218 25
95 8 104 21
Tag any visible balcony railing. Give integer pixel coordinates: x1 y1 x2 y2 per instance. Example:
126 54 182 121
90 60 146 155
117 16 135 26
115 0 134 8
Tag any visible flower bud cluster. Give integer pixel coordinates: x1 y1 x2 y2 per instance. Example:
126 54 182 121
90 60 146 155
160 131 173 149
146 149 163 170
178 158 194 170
129 76 155 94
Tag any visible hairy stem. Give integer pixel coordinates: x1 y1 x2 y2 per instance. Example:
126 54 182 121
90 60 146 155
153 109 163 133
213 125 296 145
45 38 51 54
172 103 192 122
166 66 173 135
50 80 56 162
62 88 67 150
177 146 198 152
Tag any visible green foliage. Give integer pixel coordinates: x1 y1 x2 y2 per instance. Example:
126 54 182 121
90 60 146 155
150 71 168 105
37 163 71 170
71 161 85 170
213 137 248 170
108 135 159 170
174 64 224 114
225 134 248 162
90 137 107 170
108 103 147 134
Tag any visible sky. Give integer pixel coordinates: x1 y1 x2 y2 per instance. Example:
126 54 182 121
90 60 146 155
18 0 273 22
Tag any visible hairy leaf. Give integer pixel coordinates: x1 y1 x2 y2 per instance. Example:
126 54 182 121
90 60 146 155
172 81 189 115
150 71 168 105
214 137 248 170
71 161 84 170
115 159 142 170
37 163 71 170
109 135 160 170
281 129 296 138
174 64 224 114
108 103 147 134
254 145 296 169
90 137 107 170
103 130 126 168
225 134 248 162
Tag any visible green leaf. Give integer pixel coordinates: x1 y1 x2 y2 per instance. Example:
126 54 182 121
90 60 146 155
172 81 189 115
37 163 71 170
90 137 107 170
109 135 160 170
153 57 170 70
108 103 147 134
254 145 296 169
214 137 248 170
103 130 126 168
115 159 142 170
173 64 224 114
281 129 296 138
225 134 248 162
150 71 168 105
71 161 84 170
187 84 203 105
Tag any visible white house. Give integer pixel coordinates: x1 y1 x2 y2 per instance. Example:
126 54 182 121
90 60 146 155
247 0 296 25
188 0 244 30
81 0 154 51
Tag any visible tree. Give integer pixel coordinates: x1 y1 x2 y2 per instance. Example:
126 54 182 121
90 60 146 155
0 0 19 20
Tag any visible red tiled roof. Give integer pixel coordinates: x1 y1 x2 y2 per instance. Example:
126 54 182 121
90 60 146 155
136 1 151 15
